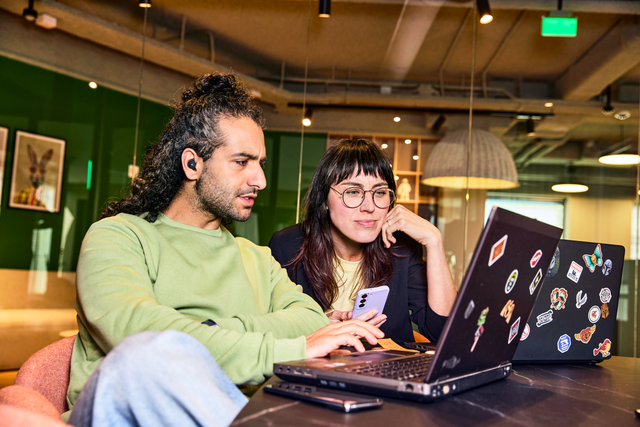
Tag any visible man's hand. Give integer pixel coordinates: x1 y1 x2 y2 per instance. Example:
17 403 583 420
326 310 387 328
306 310 385 358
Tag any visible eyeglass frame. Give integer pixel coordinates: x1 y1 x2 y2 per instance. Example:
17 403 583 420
330 186 396 209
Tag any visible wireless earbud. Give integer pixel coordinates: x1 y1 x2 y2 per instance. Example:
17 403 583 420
187 159 197 171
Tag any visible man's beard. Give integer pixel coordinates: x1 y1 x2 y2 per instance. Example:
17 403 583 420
194 168 256 222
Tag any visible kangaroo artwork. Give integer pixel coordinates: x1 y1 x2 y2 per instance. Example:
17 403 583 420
9 131 65 213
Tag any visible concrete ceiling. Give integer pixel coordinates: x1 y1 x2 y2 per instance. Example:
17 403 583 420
2 0 640 188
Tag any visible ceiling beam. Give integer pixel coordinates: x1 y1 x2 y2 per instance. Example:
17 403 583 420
379 1 443 81
557 17 640 101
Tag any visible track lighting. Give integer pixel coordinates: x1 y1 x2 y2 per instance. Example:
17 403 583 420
431 114 446 133
602 85 615 116
319 0 331 18
526 118 535 137
477 0 493 24
302 109 312 127
23 0 37 22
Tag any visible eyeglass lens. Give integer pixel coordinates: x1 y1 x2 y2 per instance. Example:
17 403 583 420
342 188 394 208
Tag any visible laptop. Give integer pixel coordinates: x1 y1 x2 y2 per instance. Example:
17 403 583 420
512 239 624 364
273 207 563 402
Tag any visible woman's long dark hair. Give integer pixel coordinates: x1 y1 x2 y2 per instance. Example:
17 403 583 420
100 72 264 222
290 139 397 311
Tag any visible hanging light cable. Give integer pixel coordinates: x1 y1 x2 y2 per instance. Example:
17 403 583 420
131 0 149 180
295 2 312 223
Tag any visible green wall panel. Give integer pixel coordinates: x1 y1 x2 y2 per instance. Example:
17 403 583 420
0 56 326 271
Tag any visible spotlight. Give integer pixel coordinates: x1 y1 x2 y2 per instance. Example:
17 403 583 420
23 0 37 22
393 116 401 123
431 114 446 133
138 0 151 8
477 0 493 24
302 109 312 127
412 155 419 160
526 118 535 136
602 85 615 116
88 82 98 89
319 0 331 18
381 143 388 149
544 102 554 108
404 139 411 145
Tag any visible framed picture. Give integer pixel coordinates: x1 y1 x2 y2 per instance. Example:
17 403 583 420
9 131 66 213
0 127 7 201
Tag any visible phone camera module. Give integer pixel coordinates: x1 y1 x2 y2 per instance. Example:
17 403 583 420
358 303 365 308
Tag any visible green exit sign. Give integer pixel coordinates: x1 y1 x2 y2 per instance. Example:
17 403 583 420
541 13 577 37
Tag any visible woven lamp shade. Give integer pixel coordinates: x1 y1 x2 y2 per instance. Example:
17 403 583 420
422 129 519 189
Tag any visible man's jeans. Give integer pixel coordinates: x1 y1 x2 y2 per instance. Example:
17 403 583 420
69 330 249 427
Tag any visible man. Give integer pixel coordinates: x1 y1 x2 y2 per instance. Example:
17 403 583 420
67 73 384 426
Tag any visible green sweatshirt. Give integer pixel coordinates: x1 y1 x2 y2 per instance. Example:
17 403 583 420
67 213 329 410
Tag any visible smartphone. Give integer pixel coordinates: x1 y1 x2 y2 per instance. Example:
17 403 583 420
351 285 390 319
264 381 384 412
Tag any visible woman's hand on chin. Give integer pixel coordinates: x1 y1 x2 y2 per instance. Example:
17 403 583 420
382 204 443 249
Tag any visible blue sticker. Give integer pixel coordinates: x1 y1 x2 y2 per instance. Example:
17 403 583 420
557 334 571 353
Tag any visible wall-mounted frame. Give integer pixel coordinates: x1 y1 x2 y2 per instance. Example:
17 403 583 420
9 131 66 213
0 127 7 201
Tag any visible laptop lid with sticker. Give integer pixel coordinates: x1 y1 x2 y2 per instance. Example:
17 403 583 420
424 207 563 383
512 240 624 363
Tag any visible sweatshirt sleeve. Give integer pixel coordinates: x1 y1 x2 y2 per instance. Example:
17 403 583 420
75 218 326 385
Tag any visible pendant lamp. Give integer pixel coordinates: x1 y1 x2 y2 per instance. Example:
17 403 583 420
421 129 519 189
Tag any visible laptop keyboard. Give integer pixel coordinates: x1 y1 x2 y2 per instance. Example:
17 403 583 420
335 355 432 381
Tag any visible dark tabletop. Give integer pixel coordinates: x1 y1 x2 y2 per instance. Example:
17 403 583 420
232 356 640 426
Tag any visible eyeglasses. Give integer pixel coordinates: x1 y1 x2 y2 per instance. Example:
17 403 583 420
330 187 395 209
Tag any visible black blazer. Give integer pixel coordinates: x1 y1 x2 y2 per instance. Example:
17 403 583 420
268 224 448 344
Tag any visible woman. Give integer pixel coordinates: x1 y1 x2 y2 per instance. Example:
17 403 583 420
269 139 457 344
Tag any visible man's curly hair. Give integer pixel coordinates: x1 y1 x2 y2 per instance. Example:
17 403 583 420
100 73 265 222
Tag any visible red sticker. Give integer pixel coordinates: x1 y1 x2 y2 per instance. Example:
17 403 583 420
530 249 542 268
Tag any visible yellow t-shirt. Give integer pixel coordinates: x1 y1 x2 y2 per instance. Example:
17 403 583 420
330 256 362 312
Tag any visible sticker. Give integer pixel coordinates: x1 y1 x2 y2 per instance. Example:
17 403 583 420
576 291 587 309
520 323 530 341
530 249 543 268
599 288 612 303
464 300 475 320
583 244 603 273
567 261 583 284
441 356 461 370
488 235 508 267
602 259 612 276
505 270 518 294
550 288 568 310
574 325 596 343
471 307 489 352
536 309 553 327
593 338 611 358
557 334 571 353
508 317 521 344
601 303 609 319
547 246 560 277
588 305 601 323
500 299 515 323
529 268 543 295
